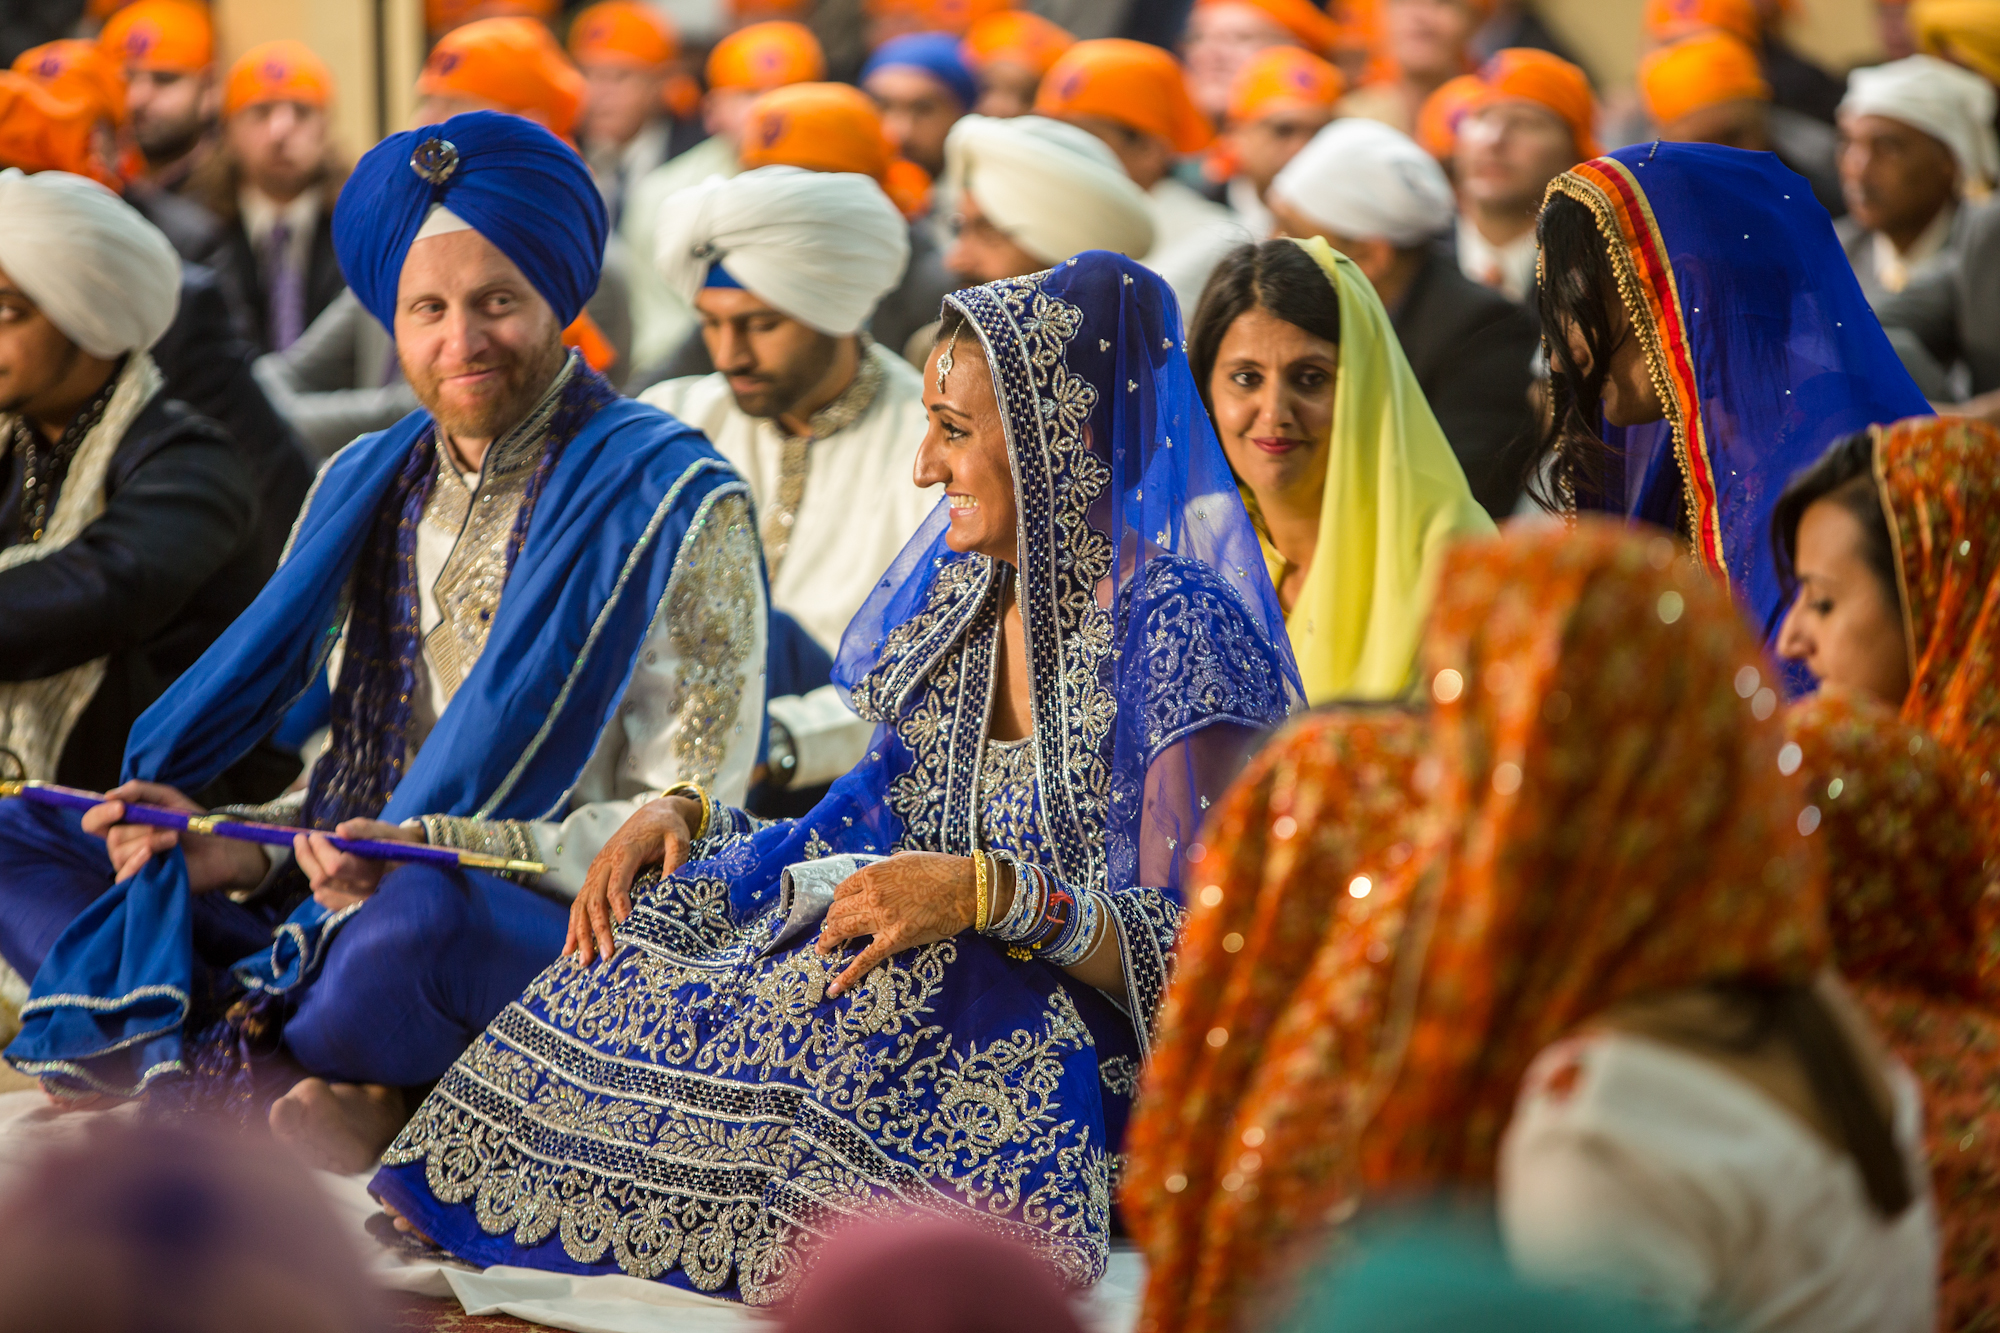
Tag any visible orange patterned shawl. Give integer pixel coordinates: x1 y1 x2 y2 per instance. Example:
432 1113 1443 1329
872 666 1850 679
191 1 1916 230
1875 417 2000 844
1123 521 1830 1333
1786 691 2000 1332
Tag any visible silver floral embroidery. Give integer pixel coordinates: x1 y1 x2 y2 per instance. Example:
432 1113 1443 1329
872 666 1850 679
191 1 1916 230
657 489 760 787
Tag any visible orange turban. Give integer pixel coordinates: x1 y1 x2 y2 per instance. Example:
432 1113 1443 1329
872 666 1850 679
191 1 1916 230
1639 31 1770 127
418 16 585 137
1415 70 1481 157
1195 0 1344 55
1036 38 1213 153
0 73 113 183
567 0 678 67
961 12 1074 76
13 41 125 128
425 0 559 35
1910 0 2000 86
224 40 332 117
1467 47 1600 157
862 0 1011 38
99 0 212 74
738 81 932 217
1643 0 1762 46
1226 45 1344 123
705 21 826 91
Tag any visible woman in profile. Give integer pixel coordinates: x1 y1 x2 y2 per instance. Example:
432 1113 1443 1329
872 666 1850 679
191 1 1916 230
1187 237 1493 705
1773 416 2000 1327
1535 142 1930 640
1125 522 1937 1333
369 252 1300 1302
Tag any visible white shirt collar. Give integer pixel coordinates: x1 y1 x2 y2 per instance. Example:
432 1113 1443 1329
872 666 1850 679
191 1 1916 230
1456 214 1538 304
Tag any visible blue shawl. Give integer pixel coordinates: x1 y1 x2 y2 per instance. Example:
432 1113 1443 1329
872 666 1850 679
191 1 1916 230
8 391 738 1097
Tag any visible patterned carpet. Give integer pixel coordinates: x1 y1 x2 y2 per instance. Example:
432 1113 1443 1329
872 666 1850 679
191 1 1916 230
384 1294 538 1330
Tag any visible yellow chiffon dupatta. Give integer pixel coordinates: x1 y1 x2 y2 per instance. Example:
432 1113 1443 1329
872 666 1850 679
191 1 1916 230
1263 237 1496 702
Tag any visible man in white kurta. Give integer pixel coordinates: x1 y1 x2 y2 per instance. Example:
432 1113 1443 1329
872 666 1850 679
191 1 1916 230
644 166 938 794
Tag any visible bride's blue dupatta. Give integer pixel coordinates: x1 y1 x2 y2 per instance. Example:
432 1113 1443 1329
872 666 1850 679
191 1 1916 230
8 393 739 1097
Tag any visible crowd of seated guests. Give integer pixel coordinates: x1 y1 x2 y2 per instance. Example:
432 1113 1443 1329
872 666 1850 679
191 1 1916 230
0 0 1995 1329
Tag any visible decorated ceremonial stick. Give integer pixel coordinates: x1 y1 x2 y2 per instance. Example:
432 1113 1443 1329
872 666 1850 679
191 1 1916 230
0 781 547 875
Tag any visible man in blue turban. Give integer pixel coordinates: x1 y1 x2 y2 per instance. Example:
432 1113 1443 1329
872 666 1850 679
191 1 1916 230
1 112 768 1172
861 33 973 177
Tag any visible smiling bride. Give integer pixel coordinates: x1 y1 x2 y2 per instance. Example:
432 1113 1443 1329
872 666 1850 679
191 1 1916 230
369 250 1302 1303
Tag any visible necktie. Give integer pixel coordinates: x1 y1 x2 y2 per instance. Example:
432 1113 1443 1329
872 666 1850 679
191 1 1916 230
265 218 307 350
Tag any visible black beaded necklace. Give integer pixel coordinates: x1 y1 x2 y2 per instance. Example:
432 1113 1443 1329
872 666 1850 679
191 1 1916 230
7 357 126 544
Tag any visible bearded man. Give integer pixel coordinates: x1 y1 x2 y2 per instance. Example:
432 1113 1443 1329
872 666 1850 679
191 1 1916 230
3 113 767 1173
645 165 936 804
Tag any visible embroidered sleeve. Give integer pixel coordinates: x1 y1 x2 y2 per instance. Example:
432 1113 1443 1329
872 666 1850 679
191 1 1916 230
1120 556 1291 769
211 789 309 825
513 487 767 898
659 489 764 791
419 814 541 872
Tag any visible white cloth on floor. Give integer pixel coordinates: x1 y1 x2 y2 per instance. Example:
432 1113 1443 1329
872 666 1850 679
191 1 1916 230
1500 1030 1937 1333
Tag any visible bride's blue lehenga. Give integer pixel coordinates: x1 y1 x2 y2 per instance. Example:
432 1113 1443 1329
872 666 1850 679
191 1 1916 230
371 252 1302 1302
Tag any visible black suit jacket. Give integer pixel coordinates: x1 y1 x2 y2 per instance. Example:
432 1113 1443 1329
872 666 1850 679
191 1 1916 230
150 263 316 576
1389 246 1541 520
0 395 266 790
219 207 347 356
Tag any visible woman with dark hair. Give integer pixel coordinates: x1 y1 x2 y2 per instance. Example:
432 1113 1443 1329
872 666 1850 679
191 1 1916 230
1535 142 1931 639
1771 415 1999 836
1125 521 1939 1333
367 252 1302 1301
1770 417 2000 1328
1187 236 1493 704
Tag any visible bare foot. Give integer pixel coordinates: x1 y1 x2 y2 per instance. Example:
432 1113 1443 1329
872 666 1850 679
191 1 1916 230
268 1078 407 1174
379 1197 436 1246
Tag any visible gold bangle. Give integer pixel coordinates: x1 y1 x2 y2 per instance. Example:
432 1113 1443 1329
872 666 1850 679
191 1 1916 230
662 782 712 843
973 850 990 933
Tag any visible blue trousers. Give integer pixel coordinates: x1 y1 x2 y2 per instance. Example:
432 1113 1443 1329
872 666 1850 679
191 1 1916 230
0 800 568 1087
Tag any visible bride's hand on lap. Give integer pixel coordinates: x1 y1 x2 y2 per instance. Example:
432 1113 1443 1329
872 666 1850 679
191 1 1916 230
84 781 266 892
566 795 703 965
817 852 977 998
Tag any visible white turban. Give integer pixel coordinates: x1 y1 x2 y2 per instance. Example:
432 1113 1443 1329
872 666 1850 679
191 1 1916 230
0 169 180 357
655 166 911 337
1270 119 1457 248
1840 55 1999 192
943 115 1156 264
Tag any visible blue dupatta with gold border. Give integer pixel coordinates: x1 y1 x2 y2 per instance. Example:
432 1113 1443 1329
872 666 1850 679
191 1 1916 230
7 391 742 1097
369 252 1300 1303
1549 143 1931 638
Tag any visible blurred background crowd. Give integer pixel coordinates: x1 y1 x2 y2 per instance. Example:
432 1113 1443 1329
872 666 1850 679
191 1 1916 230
1 0 1993 510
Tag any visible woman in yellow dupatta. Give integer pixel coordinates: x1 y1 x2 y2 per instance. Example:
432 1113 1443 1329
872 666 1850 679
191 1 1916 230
1188 236 1494 703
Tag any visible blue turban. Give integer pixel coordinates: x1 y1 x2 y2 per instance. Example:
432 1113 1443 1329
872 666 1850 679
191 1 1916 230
332 111 608 331
861 33 976 111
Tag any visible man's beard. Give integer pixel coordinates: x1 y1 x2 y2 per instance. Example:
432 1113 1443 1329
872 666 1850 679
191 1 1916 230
726 335 839 422
133 113 205 164
405 336 567 447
